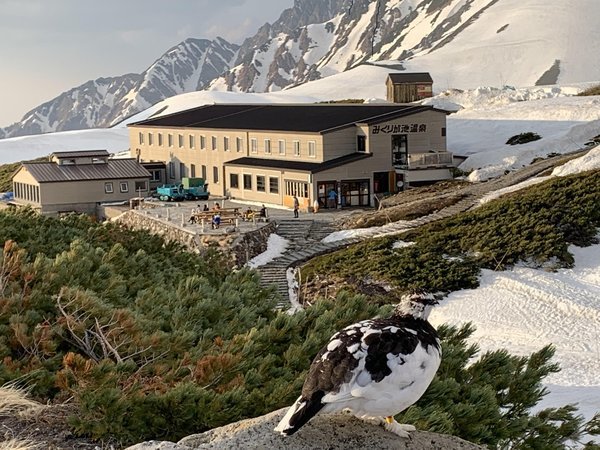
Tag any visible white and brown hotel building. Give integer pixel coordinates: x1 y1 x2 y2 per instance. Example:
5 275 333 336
128 103 453 210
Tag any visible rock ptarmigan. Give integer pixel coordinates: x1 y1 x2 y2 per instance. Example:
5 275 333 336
275 292 441 437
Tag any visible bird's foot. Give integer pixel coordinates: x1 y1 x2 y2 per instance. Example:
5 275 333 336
383 417 415 438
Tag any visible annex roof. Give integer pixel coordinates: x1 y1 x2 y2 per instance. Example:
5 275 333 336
21 159 151 183
50 150 110 159
387 72 433 84
224 153 372 174
129 103 441 133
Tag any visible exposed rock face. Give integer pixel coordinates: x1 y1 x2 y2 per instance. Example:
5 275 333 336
125 408 485 450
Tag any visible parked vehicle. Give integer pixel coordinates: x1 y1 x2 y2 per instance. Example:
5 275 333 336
155 178 210 202
156 184 186 202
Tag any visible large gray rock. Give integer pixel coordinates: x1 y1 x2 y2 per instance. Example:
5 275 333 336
126 408 484 450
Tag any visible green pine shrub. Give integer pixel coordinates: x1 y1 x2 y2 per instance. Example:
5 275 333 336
506 132 542 145
0 171 599 447
578 85 600 96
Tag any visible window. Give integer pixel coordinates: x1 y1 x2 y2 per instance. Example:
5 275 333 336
230 173 239 189
200 135 206 149
236 137 243 152
293 140 300 157
169 162 175 178
357 135 366 152
158 133 163 146
211 136 217 150
243 174 252 190
179 163 186 178
138 132 144 145
148 133 153 145
278 140 286 155
134 180 148 192
168 134 173 147
213 166 219 183
105 182 114 193
224 136 230 151
442 127 447 137
392 134 408 167
269 177 279 194
150 170 161 181
191 164 196 177
120 182 129 193
201 165 207 179
264 139 271 154
308 141 316 158
178 134 184 148
285 181 309 198
189 135 195 149
250 138 258 154
256 175 265 192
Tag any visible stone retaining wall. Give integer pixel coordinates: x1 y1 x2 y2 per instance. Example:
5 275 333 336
115 211 276 267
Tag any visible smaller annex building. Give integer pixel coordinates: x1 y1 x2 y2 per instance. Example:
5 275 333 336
12 150 151 216
128 103 453 210
386 73 434 103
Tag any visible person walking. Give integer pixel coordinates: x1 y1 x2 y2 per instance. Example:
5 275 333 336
293 195 299 218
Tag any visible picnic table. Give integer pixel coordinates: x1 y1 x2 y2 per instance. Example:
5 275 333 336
189 207 240 225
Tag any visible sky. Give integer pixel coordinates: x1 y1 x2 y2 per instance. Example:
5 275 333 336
0 0 292 126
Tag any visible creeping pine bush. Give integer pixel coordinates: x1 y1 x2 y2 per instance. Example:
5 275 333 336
1 175 599 448
302 171 600 295
506 132 542 145
577 84 600 96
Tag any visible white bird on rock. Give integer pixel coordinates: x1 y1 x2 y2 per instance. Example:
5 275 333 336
275 292 442 438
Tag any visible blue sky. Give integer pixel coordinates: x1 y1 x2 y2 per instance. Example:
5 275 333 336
0 0 293 126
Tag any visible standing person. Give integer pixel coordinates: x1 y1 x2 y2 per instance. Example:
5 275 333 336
293 195 299 218
327 188 338 209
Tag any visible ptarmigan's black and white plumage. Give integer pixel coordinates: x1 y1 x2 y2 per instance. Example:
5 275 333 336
275 292 441 438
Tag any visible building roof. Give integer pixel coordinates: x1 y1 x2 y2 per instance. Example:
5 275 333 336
387 72 433 84
224 152 372 174
20 158 151 183
129 103 441 133
50 150 110 158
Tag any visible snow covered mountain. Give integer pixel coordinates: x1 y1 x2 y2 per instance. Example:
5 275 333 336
1 37 238 138
3 0 600 139
211 0 600 92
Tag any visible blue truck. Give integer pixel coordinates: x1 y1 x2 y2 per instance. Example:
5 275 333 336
155 178 209 201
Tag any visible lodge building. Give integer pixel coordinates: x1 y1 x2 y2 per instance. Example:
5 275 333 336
128 103 453 210
11 150 151 216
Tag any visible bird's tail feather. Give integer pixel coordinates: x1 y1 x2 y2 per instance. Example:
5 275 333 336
274 391 325 436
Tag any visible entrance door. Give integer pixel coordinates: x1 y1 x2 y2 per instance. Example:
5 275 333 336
317 181 337 209
392 134 408 168
373 172 389 194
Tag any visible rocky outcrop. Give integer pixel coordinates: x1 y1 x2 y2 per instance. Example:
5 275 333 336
125 408 485 450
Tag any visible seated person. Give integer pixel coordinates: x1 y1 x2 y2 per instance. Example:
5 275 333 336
211 213 221 229
202 204 209 212
259 205 267 218
243 208 254 221
213 202 221 211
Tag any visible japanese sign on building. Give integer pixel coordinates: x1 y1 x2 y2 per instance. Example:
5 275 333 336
372 123 427 134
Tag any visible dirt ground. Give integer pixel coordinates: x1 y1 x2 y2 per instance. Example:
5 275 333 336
0 404 119 450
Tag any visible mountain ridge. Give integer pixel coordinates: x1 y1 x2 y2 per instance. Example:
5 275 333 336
2 0 600 140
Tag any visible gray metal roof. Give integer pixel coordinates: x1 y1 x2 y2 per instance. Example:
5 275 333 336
22 158 151 183
387 72 433 84
129 103 440 133
51 150 110 158
225 153 372 174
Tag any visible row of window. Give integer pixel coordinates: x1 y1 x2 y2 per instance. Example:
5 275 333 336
139 132 317 157
229 174 279 194
228 175 309 198
104 180 148 194
14 182 40 203
168 163 216 183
